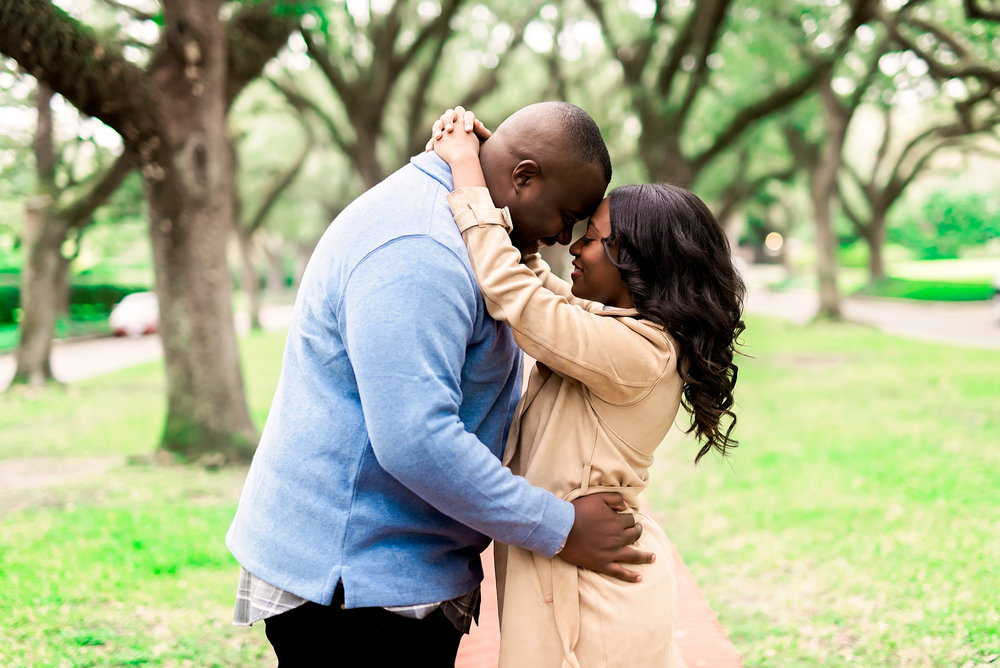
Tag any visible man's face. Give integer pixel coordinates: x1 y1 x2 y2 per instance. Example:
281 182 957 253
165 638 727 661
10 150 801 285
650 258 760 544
505 156 608 255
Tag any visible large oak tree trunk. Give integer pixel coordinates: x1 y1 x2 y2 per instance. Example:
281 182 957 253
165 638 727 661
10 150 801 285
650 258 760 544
12 82 63 386
811 171 842 320
149 0 256 462
354 127 386 189
865 208 888 282
264 242 286 296
237 230 263 331
641 124 696 187
812 73 849 320
13 196 69 386
9 77 136 390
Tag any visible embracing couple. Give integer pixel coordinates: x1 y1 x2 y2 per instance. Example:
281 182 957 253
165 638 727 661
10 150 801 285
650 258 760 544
226 102 745 667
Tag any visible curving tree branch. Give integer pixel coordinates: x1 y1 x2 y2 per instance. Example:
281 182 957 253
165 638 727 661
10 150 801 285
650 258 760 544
964 0 1000 21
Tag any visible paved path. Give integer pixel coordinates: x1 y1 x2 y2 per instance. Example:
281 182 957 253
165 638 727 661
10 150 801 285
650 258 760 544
0 305 295 389
456 540 744 668
746 288 1000 350
743 266 1000 350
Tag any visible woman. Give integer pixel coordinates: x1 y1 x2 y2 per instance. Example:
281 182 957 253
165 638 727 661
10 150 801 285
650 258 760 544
431 110 745 668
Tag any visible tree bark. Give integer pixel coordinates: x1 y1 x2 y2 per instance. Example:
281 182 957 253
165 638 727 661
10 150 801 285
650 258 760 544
11 82 133 387
145 0 257 463
13 196 69 386
12 81 61 386
811 170 842 320
264 240 286 295
865 207 888 281
812 71 849 320
237 229 263 331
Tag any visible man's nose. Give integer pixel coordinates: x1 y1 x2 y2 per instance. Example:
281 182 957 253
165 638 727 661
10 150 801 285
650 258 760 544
556 227 574 246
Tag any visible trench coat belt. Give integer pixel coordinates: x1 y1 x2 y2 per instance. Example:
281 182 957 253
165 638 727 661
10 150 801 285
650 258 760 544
548 484 640 668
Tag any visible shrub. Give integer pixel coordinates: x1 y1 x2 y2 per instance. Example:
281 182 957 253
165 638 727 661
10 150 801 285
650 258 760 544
0 285 148 326
853 277 993 301
0 286 17 324
890 189 1000 259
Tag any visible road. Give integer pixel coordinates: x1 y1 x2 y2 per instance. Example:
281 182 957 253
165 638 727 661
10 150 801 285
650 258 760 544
0 305 295 389
746 288 1000 350
2 276 998 389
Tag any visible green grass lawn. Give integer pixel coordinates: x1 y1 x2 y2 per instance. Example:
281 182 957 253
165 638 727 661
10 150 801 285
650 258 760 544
647 316 1000 667
0 330 285 667
1 319 997 666
766 255 1000 301
852 277 994 301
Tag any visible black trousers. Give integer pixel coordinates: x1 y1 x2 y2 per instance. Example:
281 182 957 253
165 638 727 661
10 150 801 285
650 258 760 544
263 585 463 667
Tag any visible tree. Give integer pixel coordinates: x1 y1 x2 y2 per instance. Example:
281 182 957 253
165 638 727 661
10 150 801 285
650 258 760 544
838 0 1000 279
232 82 313 330
275 1 540 191
12 80 133 386
839 100 1000 279
0 0 306 462
780 26 888 318
964 0 1000 21
892 187 1000 258
578 0 876 189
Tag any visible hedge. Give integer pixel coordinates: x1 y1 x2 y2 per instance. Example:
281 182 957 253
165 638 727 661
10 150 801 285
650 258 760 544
0 284 149 325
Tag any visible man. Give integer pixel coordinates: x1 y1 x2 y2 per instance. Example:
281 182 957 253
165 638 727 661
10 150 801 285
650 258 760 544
226 102 650 664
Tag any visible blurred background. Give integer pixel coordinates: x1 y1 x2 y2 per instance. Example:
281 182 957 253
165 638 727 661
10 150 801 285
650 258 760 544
0 0 997 666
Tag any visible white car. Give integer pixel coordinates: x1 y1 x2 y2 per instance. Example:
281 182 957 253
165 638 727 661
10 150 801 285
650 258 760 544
109 291 159 337
993 275 1000 324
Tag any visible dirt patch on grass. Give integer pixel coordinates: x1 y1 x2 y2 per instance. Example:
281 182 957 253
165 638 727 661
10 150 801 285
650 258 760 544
0 456 126 516
0 456 126 490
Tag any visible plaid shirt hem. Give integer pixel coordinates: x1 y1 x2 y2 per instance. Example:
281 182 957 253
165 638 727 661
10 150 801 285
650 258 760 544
233 568 479 633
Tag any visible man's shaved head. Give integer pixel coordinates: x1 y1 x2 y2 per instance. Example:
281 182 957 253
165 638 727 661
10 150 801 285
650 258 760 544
479 102 612 253
485 102 612 184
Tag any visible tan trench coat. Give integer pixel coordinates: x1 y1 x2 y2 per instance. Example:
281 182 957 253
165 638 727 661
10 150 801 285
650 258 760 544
449 188 688 668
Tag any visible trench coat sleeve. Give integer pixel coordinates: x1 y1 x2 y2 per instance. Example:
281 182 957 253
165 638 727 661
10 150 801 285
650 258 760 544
448 187 672 405
521 253 601 313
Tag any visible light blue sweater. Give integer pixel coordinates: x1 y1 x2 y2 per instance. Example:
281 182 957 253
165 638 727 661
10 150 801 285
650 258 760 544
226 152 575 610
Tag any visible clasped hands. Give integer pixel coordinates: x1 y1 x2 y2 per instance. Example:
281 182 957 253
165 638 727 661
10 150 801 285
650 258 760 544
424 105 490 155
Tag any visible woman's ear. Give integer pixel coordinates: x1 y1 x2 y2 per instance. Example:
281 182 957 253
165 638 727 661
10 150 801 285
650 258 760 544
511 160 539 192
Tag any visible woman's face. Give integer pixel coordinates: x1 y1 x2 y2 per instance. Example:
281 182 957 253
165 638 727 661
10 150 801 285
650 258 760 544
568 199 633 309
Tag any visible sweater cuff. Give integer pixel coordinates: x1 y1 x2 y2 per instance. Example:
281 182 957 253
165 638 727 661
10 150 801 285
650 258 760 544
525 496 576 559
448 186 512 233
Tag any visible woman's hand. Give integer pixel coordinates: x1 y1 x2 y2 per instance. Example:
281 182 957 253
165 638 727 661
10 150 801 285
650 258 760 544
425 106 490 161
427 106 490 188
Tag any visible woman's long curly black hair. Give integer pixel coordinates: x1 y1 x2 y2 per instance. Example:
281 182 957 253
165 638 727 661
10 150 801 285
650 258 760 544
605 184 746 463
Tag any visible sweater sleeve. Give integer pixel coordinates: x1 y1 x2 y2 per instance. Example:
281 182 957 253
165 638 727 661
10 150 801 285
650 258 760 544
447 187 671 404
341 236 573 557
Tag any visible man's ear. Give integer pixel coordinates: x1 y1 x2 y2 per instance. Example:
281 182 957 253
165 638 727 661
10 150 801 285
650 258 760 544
511 160 540 193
